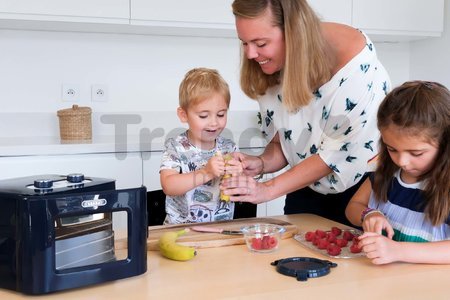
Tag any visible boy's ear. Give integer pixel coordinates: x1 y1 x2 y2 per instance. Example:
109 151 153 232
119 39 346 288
177 107 188 123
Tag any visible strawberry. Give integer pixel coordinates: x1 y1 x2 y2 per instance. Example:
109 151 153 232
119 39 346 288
343 231 355 241
267 236 278 249
251 237 262 250
327 244 341 256
335 238 348 247
326 233 337 244
331 226 342 236
350 243 362 253
262 235 270 249
315 229 327 239
305 231 315 242
317 239 329 250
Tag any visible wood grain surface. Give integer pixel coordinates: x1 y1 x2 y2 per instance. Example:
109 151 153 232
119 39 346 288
116 217 298 251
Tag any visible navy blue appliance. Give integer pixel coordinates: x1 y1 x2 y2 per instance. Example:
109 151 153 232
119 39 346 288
0 174 147 295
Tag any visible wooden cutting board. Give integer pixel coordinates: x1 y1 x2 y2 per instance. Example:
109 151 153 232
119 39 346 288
116 217 298 251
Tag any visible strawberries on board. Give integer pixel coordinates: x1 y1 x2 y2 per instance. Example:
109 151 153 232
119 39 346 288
302 227 362 257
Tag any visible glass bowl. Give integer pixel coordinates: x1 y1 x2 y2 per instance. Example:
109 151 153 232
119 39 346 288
241 223 285 253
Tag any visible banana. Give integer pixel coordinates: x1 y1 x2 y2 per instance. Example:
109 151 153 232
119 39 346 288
220 153 233 202
158 229 197 261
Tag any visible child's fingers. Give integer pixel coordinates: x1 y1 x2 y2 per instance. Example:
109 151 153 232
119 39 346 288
385 224 395 239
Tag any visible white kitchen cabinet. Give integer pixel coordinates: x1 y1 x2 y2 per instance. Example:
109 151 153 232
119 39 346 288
142 151 163 191
353 0 445 41
130 0 236 37
308 0 352 25
0 0 129 24
0 152 142 189
0 0 444 41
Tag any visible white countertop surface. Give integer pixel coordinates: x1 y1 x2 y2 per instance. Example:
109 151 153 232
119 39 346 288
0 133 266 157
0 111 266 157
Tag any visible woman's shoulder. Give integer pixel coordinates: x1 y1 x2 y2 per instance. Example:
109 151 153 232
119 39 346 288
322 22 366 75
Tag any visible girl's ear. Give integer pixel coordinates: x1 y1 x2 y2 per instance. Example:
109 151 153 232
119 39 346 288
177 107 188 123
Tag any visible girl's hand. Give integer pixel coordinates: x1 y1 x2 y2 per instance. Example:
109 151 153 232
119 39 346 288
358 232 401 264
362 212 395 239
219 174 269 204
204 155 225 178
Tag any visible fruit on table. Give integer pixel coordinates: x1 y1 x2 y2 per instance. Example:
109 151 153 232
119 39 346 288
335 238 348 247
304 227 361 256
158 229 197 261
220 153 233 202
327 244 342 256
251 235 278 250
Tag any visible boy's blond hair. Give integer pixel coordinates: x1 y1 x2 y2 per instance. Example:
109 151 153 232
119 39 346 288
179 68 231 110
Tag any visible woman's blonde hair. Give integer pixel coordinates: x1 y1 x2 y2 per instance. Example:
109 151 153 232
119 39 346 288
179 68 230 110
375 81 450 225
232 0 332 112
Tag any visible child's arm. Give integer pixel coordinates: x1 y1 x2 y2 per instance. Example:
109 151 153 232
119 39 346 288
345 178 394 238
161 155 225 196
345 178 372 225
358 232 450 264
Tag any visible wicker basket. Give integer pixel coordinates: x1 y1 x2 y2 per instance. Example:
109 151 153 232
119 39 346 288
57 105 92 141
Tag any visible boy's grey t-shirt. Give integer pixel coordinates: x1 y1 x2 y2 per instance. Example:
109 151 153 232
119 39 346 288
160 131 238 224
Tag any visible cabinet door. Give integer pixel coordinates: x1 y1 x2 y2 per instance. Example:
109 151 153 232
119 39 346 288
308 0 352 25
142 151 163 191
0 153 142 189
353 0 444 35
0 0 129 23
131 0 234 26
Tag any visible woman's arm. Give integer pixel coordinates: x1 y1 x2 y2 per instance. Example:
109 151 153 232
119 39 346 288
262 153 331 200
234 132 288 177
258 133 289 174
222 151 332 204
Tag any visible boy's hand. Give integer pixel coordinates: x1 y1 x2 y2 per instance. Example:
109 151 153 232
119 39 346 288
362 213 395 239
358 232 400 264
204 155 225 178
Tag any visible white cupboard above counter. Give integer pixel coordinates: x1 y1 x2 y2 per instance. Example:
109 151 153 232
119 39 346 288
0 0 129 23
0 0 445 42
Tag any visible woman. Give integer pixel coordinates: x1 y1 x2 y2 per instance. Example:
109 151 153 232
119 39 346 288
221 0 391 225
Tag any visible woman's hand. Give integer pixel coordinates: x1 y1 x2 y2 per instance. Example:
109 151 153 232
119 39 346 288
219 174 269 204
232 152 264 177
358 232 401 264
362 212 395 239
224 156 243 177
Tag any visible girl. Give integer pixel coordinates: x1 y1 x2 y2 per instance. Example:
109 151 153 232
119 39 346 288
345 80 450 264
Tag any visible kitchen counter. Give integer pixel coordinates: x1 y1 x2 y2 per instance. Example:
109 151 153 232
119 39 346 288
0 111 265 157
1 214 448 299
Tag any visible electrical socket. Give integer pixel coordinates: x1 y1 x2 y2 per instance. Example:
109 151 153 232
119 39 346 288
62 84 80 102
91 84 108 102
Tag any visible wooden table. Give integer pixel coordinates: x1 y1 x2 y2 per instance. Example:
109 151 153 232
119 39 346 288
1 214 448 299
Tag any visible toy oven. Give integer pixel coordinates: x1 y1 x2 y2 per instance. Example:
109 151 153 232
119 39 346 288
0 174 147 295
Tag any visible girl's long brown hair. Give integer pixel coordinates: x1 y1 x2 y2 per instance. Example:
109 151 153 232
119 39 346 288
374 81 450 225
232 0 332 112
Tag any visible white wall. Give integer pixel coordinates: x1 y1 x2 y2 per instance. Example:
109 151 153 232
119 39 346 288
0 30 257 113
409 0 450 87
0 29 411 113
0 25 437 138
